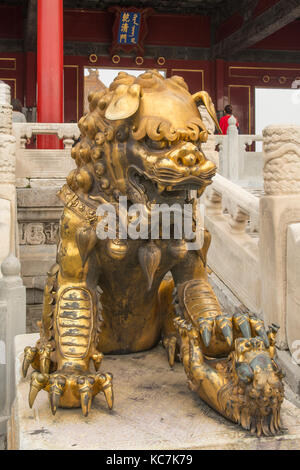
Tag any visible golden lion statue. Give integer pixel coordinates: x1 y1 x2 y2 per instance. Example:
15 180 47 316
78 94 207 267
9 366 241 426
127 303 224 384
23 70 284 436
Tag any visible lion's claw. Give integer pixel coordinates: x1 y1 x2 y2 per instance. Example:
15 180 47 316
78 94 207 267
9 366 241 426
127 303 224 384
99 373 114 410
22 343 55 378
216 314 233 346
233 313 252 338
77 375 95 417
22 346 38 378
249 315 270 347
23 343 113 416
49 375 66 415
28 369 113 416
29 371 49 408
162 335 179 367
198 316 214 347
195 312 268 352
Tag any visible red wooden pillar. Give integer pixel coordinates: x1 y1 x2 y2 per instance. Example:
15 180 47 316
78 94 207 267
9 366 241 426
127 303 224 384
37 0 63 148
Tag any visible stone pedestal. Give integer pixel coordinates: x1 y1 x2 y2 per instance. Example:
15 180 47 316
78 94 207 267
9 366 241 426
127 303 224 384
8 334 300 450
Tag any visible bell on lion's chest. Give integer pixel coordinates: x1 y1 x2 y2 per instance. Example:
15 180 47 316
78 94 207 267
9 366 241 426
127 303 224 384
106 239 129 260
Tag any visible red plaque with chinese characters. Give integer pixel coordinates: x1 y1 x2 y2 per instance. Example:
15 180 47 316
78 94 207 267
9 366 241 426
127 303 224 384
109 6 154 56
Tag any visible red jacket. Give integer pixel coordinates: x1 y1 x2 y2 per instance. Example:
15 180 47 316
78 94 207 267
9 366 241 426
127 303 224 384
219 114 239 135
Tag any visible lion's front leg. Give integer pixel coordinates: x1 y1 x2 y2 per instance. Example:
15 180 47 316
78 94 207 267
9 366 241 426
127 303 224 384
171 249 269 358
169 247 284 436
174 318 284 436
22 207 113 416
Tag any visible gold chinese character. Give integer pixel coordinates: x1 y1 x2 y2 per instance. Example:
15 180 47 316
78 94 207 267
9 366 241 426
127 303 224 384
131 26 136 36
121 23 129 33
120 33 127 43
122 13 130 22
133 14 139 26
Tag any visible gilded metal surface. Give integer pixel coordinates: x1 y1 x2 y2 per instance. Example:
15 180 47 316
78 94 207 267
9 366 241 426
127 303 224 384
23 70 283 435
175 321 284 436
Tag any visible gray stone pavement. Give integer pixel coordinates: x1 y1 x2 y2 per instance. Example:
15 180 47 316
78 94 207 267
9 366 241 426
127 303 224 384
7 334 300 450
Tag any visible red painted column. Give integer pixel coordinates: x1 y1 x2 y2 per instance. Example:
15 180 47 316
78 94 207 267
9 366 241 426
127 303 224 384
37 0 63 148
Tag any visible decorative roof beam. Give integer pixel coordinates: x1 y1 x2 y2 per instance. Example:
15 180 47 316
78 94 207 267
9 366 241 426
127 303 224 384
212 0 249 26
212 0 300 58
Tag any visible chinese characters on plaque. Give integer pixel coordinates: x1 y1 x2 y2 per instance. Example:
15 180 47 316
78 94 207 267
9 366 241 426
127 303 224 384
109 6 153 56
118 12 141 45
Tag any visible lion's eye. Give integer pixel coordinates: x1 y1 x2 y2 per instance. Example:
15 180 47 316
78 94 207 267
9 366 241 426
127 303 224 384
145 137 168 150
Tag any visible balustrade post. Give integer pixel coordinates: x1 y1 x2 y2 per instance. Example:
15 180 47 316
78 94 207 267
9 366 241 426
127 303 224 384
0 254 26 434
217 139 226 176
63 138 74 149
204 187 222 215
260 125 300 349
0 81 17 259
226 116 239 181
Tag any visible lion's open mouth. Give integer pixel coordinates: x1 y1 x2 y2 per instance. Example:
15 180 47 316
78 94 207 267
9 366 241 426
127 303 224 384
128 164 215 202
152 164 215 189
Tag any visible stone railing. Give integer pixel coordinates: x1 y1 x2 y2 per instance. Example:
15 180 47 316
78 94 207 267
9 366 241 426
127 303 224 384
0 82 18 262
206 123 300 356
204 174 261 316
13 122 79 186
0 255 26 435
12 123 80 314
0 81 25 435
215 116 263 187
260 125 300 350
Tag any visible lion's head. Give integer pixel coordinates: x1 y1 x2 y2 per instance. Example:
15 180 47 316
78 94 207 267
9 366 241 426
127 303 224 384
69 70 219 207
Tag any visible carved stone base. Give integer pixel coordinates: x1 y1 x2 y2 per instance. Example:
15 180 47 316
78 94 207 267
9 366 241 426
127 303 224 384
8 334 300 450
17 186 63 315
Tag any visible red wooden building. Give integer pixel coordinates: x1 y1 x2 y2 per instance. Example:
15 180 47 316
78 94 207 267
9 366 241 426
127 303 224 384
1 0 300 134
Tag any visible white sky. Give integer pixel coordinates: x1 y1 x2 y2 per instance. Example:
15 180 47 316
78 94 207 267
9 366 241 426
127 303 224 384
255 88 300 135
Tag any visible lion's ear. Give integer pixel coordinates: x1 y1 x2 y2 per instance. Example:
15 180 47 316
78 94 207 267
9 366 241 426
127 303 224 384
193 91 222 134
105 83 141 120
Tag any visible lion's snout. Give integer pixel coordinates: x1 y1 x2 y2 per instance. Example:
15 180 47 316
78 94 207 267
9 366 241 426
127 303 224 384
169 142 202 168
167 142 215 176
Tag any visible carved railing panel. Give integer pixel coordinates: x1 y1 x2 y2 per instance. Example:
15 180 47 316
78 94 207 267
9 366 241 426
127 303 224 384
215 117 263 184
205 173 259 234
204 173 261 315
13 123 79 179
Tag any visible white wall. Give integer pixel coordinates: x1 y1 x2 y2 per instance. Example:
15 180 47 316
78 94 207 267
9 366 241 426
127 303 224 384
255 88 300 150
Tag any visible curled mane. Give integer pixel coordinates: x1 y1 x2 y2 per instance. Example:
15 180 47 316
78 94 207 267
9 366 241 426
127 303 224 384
71 70 207 171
